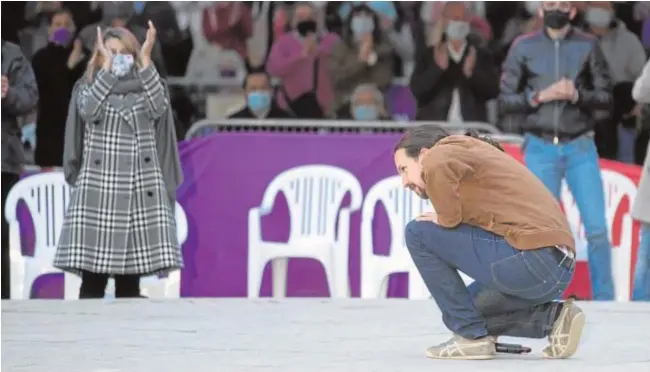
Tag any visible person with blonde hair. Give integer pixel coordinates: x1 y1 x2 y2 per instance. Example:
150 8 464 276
54 23 183 299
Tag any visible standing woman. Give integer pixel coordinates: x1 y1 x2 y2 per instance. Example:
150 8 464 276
54 23 184 299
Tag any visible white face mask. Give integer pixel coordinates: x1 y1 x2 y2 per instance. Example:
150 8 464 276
585 7 613 28
446 20 470 41
110 54 135 77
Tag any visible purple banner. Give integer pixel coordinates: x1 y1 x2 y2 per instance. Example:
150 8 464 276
17 132 412 298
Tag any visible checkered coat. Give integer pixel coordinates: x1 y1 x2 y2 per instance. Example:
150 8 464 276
54 66 184 276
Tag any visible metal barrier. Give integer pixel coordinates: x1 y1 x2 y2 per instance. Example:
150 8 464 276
184 119 505 141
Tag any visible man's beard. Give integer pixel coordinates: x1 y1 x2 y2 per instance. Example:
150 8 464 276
413 186 428 200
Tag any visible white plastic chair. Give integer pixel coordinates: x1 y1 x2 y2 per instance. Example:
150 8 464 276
5 171 189 299
247 165 363 299
4 172 78 299
561 169 638 302
360 176 431 299
360 176 474 299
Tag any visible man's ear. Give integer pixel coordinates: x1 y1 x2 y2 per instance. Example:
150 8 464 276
418 148 430 165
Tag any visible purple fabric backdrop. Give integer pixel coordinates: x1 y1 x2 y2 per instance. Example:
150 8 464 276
19 132 412 298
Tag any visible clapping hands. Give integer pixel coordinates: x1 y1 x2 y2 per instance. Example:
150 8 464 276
96 27 113 70
140 21 156 68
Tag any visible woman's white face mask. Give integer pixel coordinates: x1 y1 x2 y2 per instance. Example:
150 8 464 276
111 54 135 77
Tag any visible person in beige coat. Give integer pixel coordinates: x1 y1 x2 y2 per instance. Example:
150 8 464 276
631 59 650 300
326 4 394 117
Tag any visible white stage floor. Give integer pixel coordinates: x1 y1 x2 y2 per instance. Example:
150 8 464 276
3 300 650 372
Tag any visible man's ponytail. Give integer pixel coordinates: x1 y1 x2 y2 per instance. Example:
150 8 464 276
464 130 505 152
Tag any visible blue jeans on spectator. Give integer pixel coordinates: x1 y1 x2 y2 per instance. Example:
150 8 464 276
404 221 573 340
523 134 615 301
632 223 650 301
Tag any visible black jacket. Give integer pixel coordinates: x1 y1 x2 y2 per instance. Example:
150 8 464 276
32 43 86 167
499 28 612 140
409 36 500 121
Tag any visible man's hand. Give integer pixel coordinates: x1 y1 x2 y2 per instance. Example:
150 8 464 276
416 212 438 224
1 75 8 99
463 46 477 77
555 78 577 102
434 43 449 70
537 79 577 103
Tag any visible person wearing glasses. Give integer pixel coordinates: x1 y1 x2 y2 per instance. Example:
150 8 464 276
499 1 615 301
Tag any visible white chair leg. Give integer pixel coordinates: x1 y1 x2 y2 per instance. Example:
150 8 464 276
378 275 389 299
164 271 181 299
271 257 288 299
64 273 81 300
247 254 265 299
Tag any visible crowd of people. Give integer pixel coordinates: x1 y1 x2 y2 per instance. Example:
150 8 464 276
0 1 649 301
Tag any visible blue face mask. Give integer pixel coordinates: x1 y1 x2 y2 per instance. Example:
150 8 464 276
247 91 272 113
351 16 375 38
353 105 378 121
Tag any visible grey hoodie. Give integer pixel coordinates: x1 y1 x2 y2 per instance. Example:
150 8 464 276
596 20 647 84
1 41 39 174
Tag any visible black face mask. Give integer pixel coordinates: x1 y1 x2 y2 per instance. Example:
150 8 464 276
543 10 571 29
296 20 317 36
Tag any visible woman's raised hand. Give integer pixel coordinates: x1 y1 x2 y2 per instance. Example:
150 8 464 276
140 21 156 68
97 27 113 70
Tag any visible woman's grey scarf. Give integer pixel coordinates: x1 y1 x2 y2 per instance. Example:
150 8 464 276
111 70 145 95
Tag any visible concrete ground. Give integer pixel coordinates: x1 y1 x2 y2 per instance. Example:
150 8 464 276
2 300 650 372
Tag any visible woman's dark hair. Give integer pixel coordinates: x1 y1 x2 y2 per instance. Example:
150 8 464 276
394 124 504 158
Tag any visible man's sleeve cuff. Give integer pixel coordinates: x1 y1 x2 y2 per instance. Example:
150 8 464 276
526 90 540 108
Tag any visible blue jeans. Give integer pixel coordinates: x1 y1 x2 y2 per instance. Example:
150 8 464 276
523 134 615 300
632 223 650 301
405 221 573 340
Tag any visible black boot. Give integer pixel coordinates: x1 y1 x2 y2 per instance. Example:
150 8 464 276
79 271 109 299
114 274 143 298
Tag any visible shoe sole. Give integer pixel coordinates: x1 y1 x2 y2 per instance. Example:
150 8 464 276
425 351 496 360
543 309 586 359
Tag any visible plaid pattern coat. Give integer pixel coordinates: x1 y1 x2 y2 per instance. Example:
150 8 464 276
54 66 183 276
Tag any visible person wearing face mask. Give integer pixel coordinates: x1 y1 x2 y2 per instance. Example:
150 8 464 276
1 40 39 299
584 1 647 163
267 3 339 118
409 2 499 122
55 24 183 299
78 2 167 77
31 8 87 167
229 70 291 119
335 83 389 121
327 4 394 116
499 1 615 303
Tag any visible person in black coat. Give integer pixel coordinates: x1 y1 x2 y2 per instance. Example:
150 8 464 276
32 8 86 167
229 70 292 119
409 2 499 122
